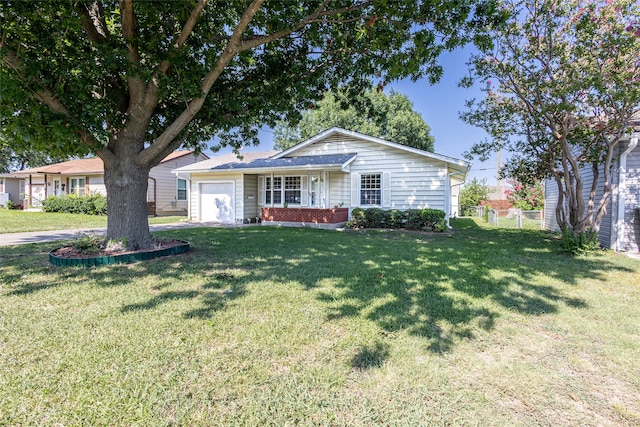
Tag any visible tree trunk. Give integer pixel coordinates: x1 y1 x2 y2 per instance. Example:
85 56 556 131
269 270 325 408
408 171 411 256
103 154 153 250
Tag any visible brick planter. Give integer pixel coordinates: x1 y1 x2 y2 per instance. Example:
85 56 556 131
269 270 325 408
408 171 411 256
262 207 349 225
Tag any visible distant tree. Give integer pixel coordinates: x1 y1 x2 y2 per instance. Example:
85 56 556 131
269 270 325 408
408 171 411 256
273 87 435 151
460 0 640 247
505 179 544 211
459 178 490 216
0 135 68 172
0 1 506 249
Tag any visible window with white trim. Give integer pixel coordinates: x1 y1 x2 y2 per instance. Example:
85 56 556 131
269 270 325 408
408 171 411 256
177 178 187 201
360 173 381 205
284 176 301 204
264 175 305 205
266 176 283 204
70 177 86 196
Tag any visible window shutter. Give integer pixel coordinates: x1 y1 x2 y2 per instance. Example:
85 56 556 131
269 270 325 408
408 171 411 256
258 176 265 205
300 175 308 206
351 173 360 207
383 172 391 208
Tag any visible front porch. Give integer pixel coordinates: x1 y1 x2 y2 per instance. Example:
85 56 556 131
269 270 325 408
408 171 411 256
261 207 349 229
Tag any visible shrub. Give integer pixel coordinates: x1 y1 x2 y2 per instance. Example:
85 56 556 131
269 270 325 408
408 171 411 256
364 208 386 228
73 233 105 254
433 218 448 232
347 207 366 228
42 194 107 215
1 200 16 210
404 209 423 230
560 226 600 255
345 208 447 232
420 208 446 230
387 209 405 228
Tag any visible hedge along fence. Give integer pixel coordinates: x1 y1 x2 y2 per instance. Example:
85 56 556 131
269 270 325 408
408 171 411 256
347 207 447 232
42 194 107 215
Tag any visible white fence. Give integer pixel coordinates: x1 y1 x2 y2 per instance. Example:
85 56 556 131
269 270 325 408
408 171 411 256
476 206 544 229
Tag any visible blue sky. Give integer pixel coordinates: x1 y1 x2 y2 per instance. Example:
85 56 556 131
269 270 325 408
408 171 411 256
213 45 502 187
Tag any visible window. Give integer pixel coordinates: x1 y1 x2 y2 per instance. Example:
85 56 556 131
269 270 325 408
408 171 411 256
284 176 301 204
266 176 283 204
360 174 381 205
70 177 86 196
264 176 304 205
177 178 187 201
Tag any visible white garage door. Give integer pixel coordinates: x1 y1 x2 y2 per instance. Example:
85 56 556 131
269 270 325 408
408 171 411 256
200 182 235 223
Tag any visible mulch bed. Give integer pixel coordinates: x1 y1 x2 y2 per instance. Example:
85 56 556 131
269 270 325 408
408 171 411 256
51 238 186 259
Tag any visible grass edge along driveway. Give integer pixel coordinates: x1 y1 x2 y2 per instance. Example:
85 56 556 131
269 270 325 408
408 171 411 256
0 210 186 233
1 218 638 426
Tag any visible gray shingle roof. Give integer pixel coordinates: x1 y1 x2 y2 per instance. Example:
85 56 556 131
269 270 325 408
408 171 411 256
175 152 357 172
211 153 357 170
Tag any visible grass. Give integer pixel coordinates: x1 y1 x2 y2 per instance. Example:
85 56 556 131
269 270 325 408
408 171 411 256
1 218 639 426
0 210 187 233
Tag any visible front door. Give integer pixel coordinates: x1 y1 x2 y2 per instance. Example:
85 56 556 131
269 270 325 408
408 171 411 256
53 179 61 196
309 174 319 208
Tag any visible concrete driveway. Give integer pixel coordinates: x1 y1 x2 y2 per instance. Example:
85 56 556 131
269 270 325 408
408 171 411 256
0 222 249 247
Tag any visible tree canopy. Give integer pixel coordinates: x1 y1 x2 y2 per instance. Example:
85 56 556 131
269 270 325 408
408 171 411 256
272 86 435 151
1 0 507 248
459 177 490 216
460 0 640 241
0 135 69 173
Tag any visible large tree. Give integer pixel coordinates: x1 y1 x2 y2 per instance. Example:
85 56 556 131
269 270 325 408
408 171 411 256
273 86 435 151
1 0 505 249
460 0 640 240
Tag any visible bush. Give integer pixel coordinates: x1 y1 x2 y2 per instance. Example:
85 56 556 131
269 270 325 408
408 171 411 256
1 200 16 210
420 208 445 230
347 208 447 232
560 226 600 255
387 209 405 228
364 208 386 228
405 209 423 230
347 207 366 228
42 194 107 215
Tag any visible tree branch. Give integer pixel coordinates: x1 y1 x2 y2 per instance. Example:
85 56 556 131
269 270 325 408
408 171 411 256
158 0 209 76
140 0 265 166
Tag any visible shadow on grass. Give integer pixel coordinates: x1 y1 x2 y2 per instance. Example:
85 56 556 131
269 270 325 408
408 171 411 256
1 218 634 354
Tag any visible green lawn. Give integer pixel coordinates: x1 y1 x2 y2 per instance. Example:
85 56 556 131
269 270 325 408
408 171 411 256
0 210 187 233
1 219 639 426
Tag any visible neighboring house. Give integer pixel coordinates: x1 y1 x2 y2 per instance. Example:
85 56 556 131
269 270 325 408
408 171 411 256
544 128 640 254
173 128 470 227
0 174 24 207
11 150 208 215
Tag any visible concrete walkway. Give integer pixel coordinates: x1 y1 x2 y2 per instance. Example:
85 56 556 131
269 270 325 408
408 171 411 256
0 222 249 247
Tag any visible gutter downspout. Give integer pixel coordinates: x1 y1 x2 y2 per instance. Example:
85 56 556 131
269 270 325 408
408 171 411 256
616 135 638 252
174 173 191 220
445 171 467 229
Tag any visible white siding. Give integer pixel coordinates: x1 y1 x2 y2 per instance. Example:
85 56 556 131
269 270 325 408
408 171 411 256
328 172 350 208
86 175 106 196
150 153 206 215
293 136 447 210
620 142 640 253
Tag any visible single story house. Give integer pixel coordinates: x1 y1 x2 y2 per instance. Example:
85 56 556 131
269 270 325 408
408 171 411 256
10 150 208 215
173 127 469 227
544 129 640 254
